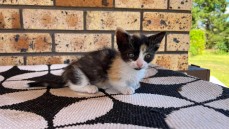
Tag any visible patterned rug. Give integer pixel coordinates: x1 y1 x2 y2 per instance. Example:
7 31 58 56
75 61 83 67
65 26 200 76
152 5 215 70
0 64 228 129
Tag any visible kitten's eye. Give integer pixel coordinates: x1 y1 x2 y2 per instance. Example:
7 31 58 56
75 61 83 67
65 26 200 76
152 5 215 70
128 53 135 58
145 54 151 58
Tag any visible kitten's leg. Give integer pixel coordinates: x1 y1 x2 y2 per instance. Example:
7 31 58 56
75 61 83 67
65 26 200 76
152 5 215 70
68 82 98 94
65 68 98 94
126 81 141 90
109 80 135 95
95 81 111 89
131 83 140 90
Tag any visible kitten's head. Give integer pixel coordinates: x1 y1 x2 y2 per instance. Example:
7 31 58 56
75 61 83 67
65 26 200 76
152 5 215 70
116 28 166 70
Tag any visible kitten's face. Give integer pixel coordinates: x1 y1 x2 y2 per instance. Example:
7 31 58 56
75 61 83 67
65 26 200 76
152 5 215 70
116 28 166 70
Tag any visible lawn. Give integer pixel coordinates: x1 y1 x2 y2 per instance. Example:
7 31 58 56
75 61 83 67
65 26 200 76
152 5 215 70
189 51 229 87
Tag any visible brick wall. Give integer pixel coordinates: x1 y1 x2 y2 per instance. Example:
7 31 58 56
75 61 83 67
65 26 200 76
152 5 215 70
0 0 192 70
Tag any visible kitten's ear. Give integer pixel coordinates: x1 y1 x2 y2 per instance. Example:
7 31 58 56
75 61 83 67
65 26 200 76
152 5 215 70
148 32 166 51
116 27 130 50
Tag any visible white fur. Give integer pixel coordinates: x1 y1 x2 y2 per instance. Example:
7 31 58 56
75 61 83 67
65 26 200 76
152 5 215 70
109 58 147 95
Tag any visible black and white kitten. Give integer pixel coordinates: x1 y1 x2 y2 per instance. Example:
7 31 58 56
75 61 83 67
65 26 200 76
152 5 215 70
29 28 165 95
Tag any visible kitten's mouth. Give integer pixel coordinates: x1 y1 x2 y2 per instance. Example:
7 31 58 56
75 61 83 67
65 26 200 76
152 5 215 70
134 68 142 70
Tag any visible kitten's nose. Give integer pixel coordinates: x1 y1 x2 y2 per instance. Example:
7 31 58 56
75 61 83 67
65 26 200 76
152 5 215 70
137 62 143 68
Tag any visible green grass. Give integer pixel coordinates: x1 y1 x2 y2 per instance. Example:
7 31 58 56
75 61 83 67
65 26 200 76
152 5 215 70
189 50 229 87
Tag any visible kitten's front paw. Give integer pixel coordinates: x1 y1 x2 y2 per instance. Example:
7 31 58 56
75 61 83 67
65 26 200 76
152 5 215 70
86 85 99 94
133 83 140 89
121 87 135 95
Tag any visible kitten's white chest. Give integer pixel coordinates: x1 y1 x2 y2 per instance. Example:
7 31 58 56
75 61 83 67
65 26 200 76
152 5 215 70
120 62 146 85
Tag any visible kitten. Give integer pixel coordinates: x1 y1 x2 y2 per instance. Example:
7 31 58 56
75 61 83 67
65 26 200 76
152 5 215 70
29 28 165 95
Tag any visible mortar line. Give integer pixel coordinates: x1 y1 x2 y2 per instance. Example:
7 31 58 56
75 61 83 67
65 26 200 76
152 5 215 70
111 33 114 49
0 6 191 13
83 11 87 30
0 51 188 56
165 33 168 51
167 0 170 10
19 9 24 30
51 32 56 52
140 10 143 32
0 29 190 34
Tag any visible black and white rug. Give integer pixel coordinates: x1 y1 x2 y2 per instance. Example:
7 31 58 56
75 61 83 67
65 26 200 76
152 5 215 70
0 64 229 129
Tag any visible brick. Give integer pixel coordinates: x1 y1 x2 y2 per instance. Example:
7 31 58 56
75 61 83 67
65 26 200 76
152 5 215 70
0 33 52 53
86 11 140 30
169 0 192 10
55 34 111 52
27 56 79 65
167 33 190 51
0 0 53 6
143 12 192 31
56 0 113 7
0 56 24 65
115 0 167 9
0 9 21 29
114 33 165 51
152 54 188 70
23 9 83 30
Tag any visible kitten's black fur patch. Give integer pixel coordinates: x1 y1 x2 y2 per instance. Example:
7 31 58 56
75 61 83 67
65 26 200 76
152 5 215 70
67 48 117 84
